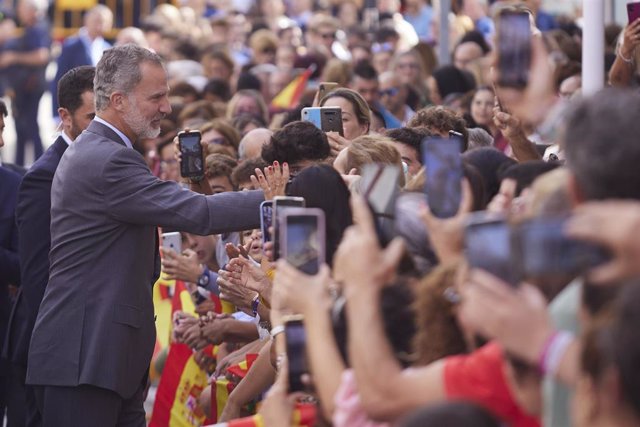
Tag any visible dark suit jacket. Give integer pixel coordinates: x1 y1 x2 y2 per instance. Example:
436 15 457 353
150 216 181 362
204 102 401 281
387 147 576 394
27 120 264 398
0 166 21 368
3 136 67 367
2 162 26 177
50 35 110 114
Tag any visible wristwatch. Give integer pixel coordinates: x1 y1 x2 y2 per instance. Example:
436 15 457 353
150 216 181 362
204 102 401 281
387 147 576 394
197 266 210 287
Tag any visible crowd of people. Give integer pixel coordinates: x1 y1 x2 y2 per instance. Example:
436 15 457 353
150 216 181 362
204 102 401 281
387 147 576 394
1 0 640 426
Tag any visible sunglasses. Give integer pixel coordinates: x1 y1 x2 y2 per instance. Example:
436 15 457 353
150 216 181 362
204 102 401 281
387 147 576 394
372 42 393 54
318 32 336 40
379 87 399 97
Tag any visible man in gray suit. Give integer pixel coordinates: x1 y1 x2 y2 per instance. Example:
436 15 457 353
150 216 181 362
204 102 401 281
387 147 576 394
26 44 264 426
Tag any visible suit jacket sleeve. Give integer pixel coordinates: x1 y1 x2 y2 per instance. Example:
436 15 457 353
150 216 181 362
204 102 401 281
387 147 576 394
102 148 264 235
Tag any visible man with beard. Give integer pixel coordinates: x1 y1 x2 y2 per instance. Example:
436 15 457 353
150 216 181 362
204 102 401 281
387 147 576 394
26 44 264 426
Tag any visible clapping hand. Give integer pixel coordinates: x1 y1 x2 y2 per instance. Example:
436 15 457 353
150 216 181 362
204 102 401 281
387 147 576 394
251 161 290 200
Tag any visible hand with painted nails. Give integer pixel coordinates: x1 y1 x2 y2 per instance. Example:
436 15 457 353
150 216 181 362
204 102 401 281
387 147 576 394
251 161 291 200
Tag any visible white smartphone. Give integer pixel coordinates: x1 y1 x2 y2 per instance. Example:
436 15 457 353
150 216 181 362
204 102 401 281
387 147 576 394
161 231 182 254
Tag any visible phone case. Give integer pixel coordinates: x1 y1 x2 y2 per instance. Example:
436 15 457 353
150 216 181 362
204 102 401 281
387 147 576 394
178 131 204 179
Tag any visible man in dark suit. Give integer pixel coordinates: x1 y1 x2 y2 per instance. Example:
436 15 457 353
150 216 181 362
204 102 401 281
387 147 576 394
27 44 264 426
50 5 112 119
4 66 96 427
0 98 21 427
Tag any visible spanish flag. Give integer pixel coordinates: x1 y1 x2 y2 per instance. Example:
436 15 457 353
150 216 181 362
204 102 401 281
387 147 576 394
270 66 315 110
149 343 210 427
209 354 259 422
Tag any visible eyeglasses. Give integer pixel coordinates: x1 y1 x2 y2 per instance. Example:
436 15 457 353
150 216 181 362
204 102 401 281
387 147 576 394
204 137 231 147
261 47 276 55
379 87 399 97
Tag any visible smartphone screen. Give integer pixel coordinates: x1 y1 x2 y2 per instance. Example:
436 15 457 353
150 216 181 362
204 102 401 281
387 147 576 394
465 214 521 286
497 11 531 88
260 201 273 244
273 197 305 260
629 1 640 23
515 217 610 279
284 318 307 393
179 131 204 178
361 164 401 218
282 209 325 275
423 138 463 219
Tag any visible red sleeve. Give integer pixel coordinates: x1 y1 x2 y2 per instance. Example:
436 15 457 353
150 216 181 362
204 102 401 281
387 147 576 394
443 342 540 427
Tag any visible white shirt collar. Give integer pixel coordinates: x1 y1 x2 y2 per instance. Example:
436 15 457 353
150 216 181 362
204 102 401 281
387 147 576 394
60 130 73 146
94 116 134 149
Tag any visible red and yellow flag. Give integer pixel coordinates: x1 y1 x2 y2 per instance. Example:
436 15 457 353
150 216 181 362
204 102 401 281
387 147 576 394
270 66 315 110
150 343 209 427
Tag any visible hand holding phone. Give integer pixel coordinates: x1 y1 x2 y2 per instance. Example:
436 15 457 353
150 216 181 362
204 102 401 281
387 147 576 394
178 130 204 179
283 315 307 393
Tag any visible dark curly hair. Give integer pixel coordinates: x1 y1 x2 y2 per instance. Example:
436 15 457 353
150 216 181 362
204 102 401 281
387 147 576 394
261 121 330 169
407 106 469 152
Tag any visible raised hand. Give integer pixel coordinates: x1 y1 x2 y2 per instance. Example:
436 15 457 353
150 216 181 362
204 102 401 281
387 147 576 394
251 161 290 200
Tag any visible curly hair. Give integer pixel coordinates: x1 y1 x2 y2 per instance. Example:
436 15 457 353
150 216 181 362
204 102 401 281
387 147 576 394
261 121 330 168
407 106 469 151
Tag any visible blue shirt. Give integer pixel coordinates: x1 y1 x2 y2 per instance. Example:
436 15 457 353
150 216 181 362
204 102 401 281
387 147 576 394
94 116 134 149
404 5 434 42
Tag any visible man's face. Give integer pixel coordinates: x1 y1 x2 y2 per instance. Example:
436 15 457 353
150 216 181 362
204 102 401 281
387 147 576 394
454 42 484 71
351 76 379 106
67 91 95 140
379 77 405 113
0 115 5 148
311 25 336 52
183 233 217 264
123 62 171 140
86 11 112 39
394 142 421 178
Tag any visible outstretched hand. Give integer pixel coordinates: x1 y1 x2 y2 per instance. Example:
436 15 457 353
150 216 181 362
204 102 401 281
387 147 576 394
251 161 290 200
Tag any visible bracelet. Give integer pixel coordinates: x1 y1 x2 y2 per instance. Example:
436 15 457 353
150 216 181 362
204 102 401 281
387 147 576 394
619 48 634 64
538 330 574 375
270 325 285 338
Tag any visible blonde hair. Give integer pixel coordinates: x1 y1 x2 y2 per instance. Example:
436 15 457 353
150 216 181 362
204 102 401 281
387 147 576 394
346 135 406 187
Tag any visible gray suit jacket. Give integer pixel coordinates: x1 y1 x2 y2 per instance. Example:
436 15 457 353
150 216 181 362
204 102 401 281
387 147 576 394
26 120 263 398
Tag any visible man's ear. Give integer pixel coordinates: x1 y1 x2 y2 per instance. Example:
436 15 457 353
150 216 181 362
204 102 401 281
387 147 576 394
58 107 72 129
110 91 127 112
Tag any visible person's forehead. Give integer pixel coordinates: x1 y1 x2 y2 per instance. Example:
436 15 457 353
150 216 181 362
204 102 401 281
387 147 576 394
456 42 483 59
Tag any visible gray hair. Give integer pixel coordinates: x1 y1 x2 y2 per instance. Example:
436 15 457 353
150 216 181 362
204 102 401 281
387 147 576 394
467 127 494 150
94 44 163 111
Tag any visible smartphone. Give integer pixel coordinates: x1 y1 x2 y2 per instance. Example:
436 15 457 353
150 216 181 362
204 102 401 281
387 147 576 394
283 315 307 393
301 107 344 136
260 201 273 244
317 82 339 102
629 1 640 23
422 137 463 219
497 10 532 89
273 196 306 260
465 212 521 287
161 231 182 254
360 163 401 219
178 130 204 179
280 208 326 275
514 217 611 279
